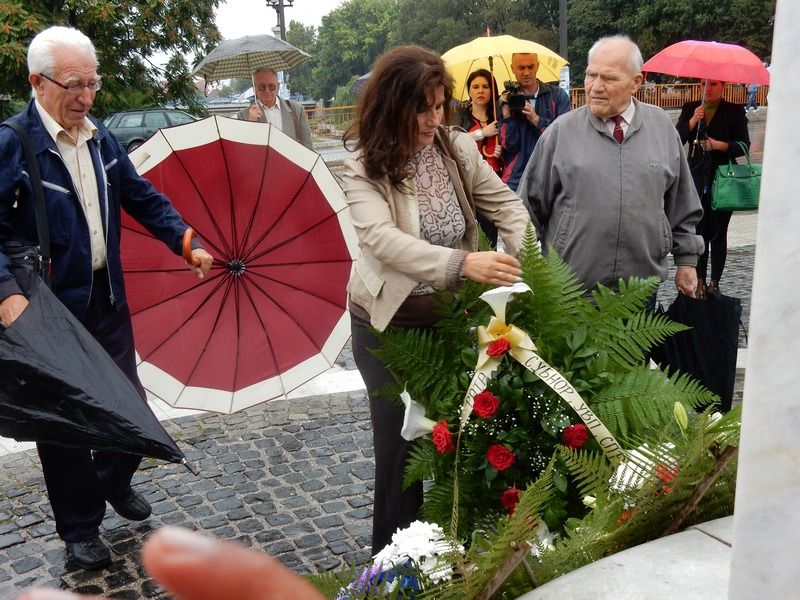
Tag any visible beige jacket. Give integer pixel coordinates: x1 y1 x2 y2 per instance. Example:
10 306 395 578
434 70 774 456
341 128 532 331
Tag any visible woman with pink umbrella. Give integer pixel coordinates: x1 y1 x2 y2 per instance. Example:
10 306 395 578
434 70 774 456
644 40 767 296
675 79 750 296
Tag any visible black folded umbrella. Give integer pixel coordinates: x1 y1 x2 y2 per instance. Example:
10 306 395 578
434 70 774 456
0 278 190 468
652 291 742 412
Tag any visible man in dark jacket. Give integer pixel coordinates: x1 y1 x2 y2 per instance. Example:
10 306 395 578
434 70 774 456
499 52 571 190
0 26 213 570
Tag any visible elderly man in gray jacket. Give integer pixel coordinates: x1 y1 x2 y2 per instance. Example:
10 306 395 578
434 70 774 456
238 67 313 149
518 35 703 298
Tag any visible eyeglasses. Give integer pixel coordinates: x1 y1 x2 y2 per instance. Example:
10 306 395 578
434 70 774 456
39 73 102 93
256 84 279 92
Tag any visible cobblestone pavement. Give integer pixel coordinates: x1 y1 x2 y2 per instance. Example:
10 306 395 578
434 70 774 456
0 388 374 598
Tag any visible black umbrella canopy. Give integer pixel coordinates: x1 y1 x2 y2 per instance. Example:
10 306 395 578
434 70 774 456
0 278 187 466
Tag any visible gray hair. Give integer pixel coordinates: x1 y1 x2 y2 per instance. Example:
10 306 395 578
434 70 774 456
28 26 97 76
588 35 643 75
252 67 278 77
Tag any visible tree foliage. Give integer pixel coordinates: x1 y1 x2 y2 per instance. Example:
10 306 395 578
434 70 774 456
285 20 316 98
0 0 222 116
1 0 776 110
568 0 776 84
311 0 399 102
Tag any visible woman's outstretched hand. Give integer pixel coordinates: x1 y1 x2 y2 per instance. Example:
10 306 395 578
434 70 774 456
463 251 523 286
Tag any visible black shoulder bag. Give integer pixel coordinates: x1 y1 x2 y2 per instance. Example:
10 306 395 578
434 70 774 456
3 121 52 295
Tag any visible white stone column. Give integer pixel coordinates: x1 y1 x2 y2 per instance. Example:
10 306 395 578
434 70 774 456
728 1 800 597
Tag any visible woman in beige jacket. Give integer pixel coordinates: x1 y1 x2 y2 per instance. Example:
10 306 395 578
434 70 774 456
341 46 532 553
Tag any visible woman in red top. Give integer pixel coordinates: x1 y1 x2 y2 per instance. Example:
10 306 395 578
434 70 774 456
457 69 503 244
459 69 503 174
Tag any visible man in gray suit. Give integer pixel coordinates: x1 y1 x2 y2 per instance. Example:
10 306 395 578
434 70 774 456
237 67 313 149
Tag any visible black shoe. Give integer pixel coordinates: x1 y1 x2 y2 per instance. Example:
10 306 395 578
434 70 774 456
66 536 111 570
108 488 152 521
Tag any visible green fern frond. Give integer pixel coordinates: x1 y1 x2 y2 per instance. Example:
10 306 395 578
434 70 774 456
591 366 697 436
512 241 588 342
595 310 689 368
425 466 556 600
306 562 366 598
374 327 454 403
558 446 615 498
403 441 441 491
420 474 459 534
590 277 660 316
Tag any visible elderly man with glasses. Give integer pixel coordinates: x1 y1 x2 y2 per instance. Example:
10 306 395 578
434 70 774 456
237 67 313 149
0 25 213 570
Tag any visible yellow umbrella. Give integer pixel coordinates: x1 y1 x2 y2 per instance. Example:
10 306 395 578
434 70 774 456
442 34 568 101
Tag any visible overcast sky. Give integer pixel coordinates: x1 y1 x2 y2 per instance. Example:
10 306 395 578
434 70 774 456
215 0 345 38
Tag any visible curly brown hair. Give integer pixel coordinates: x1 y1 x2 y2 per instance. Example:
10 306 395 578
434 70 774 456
343 45 455 187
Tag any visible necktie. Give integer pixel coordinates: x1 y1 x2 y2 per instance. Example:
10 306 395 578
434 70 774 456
612 115 624 144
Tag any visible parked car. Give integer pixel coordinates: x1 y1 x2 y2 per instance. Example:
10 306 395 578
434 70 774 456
103 108 197 152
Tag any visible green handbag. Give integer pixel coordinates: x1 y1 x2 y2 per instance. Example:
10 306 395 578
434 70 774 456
710 141 761 211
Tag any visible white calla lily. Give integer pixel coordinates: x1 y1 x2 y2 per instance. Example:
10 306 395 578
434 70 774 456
479 282 531 323
400 388 437 441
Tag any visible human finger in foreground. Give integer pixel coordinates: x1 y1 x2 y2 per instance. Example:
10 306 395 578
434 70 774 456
17 527 325 600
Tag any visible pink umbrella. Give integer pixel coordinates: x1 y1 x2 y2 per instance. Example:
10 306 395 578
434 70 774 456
643 40 770 85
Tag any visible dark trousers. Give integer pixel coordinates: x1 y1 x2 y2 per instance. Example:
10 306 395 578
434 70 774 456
351 314 423 554
37 270 144 542
697 198 733 283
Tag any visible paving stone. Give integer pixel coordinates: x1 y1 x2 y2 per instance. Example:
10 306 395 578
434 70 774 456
265 513 293 527
296 534 324 549
199 515 229 530
213 498 243 512
301 480 325 492
0 523 17 535
226 508 250 521
315 515 345 529
6 541 43 559
0 533 24 549
176 495 203 508
15 514 44 528
151 502 178 516
11 556 43 574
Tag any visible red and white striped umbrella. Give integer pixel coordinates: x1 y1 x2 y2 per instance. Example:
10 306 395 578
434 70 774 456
122 116 357 413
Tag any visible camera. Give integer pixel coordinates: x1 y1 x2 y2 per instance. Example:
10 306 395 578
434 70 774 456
503 80 526 115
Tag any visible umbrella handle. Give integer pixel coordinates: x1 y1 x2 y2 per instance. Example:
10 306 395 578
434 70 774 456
183 228 201 267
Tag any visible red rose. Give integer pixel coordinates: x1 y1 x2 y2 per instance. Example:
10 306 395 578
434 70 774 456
432 420 454 453
616 507 636 525
487 338 511 357
487 443 516 471
501 487 521 515
655 464 679 494
473 390 499 419
562 424 589 449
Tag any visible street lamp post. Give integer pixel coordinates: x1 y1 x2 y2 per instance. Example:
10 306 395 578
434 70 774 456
265 0 294 40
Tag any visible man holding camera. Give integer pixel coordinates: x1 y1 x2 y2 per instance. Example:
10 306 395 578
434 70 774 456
499 52 571 191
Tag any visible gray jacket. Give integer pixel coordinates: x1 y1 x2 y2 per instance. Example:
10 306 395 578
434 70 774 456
237 97 313 149
518 99 703 291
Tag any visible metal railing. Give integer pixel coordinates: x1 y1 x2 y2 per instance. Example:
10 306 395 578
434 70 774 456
571 82 767 109
304 83 768 134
